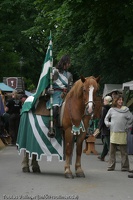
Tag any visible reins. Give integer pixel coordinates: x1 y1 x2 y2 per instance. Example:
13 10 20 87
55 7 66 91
68 97 74 125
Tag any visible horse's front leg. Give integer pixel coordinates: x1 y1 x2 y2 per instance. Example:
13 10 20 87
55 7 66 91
64 128 74 178
75 133 86 177
22 151 30 172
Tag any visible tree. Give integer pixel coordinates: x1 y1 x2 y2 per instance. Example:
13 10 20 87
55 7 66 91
1 0 133 92
0 0 42 89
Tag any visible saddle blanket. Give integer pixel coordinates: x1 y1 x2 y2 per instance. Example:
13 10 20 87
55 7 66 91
16 110 63 161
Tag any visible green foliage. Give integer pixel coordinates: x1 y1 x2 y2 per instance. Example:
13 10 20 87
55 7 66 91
1 0 133 93
24 77 35 91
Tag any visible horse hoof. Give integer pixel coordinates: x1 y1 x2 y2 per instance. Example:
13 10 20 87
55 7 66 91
22 167 30 173
32 167 41 173
65 173 74 179
76 172 85 178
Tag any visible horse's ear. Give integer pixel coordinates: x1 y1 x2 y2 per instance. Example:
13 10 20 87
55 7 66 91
95 76 100 83
80 75 86 83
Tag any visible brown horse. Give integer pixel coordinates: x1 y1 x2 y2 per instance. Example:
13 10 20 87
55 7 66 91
19 75 100 178
61 75 100 178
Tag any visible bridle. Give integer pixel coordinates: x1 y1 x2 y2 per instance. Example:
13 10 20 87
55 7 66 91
84 100 95 116
83 84 96 115
67 77 98 128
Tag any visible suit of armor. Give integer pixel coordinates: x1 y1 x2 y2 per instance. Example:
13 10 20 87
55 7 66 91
46 68 73 109
46 55 73 137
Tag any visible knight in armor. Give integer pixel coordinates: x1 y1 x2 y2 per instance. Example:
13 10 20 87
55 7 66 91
46 55 73 137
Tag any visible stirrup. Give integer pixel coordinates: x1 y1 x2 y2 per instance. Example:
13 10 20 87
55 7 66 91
47 128 56 138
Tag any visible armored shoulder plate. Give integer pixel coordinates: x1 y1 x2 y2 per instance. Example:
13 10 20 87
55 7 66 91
67 71 73 91
53 67 59 81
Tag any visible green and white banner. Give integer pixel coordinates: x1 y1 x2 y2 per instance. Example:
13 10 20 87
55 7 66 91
21 37 53 114
17 35 63 161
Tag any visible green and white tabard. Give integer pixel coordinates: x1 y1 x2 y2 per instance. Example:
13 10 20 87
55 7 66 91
17 109 63 161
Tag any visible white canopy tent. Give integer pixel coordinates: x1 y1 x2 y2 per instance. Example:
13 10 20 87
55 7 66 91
122 80 133 108
122 81 133 91
0 83 14 92
25 90 34 96
102 84 122 98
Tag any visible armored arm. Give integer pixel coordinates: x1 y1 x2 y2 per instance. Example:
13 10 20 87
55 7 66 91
67 71 73 91
45 67 59 95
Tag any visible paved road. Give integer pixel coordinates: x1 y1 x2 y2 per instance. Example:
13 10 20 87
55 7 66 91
0 139 133 200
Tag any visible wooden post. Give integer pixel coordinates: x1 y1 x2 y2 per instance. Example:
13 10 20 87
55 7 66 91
83 135 98 155
0 138 5 149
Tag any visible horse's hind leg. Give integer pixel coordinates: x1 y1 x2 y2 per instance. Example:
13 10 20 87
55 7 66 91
22 151 30 173
75 135 85 177
31 154 41 173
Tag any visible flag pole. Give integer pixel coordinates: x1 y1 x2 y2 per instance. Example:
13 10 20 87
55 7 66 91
48 31 55 138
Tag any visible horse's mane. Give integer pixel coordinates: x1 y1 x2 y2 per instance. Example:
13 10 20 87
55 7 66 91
65 76 98 101
66 79 83 100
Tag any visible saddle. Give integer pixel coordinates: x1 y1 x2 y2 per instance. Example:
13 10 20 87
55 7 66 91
34 96 65 127
34 96 50 116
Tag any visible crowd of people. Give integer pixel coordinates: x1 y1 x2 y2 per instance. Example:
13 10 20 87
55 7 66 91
0 92 28 145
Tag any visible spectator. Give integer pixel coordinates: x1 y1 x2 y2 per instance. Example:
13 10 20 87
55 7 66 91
20 94 28 105
128 125 133 178
98 96 112 161
2 112 10 134
104 94 133 171
0 91 9 134
0 91 5 115
5 91 22 145
111 91 118 100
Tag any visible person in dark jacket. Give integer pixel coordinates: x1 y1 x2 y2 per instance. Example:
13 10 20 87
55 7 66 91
98 96 112 161
128 125 133 178
5 91 22 145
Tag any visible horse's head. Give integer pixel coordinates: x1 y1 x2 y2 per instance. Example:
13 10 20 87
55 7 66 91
81 75 100 115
